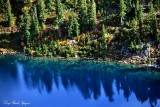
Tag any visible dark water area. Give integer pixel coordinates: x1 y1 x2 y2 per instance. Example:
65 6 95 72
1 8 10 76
0 55 160 107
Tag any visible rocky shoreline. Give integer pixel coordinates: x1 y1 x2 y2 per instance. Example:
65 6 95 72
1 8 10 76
0 48 159 71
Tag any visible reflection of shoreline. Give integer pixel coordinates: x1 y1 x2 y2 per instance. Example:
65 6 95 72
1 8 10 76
1 55 160 107
3 100 30 106
22 58 160 107
0 54 160 70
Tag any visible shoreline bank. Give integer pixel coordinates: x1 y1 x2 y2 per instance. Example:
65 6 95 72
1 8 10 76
0 51 159 71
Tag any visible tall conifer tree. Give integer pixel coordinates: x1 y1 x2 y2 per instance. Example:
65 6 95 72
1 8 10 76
148 4 158 40
79 0 88 31
138 4 143 39
88 0 97 30
55 0 64 36
31 7 40 38
119 0 126 25
2 0 13 26
55 0 64 26
37 0 46 29
23 10 31 47
68 15 80 38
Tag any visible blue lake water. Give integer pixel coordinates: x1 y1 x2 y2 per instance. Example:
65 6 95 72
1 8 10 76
0 55 160 107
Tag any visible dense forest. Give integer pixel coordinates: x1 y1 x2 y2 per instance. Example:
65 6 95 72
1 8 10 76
0 0 160 63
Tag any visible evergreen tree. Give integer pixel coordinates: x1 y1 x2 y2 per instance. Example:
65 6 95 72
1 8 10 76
31 6 40 38
74 16 80 37
23 10 31 47
0 0 5 22
37 0 46 29
0 0 3 12
87 0 97 30
132 19 137 39
149 4 158 40
98 24 106 44
155 0 160 9
23 10 31 32
25 30 31 47
55 0 64 27
138 4 143 39
101 24 106 44
68 15 80 38
3 0 13 26
146 4 158 40
135 0 139 19
119 0 126 25
74 0 78 8
55 0 64 36
45 0 53 10
128 0 132 8
68 16 74 38
79 0 88 31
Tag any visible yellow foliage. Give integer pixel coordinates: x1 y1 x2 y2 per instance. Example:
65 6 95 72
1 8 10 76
23 6 30 11
105 33 113 38
58 40 68 46
105 33 114 44
0 48 7 52
30 0 36 3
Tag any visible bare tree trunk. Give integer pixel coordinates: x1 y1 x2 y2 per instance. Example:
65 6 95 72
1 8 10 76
58 27 61 37
121 17 123 25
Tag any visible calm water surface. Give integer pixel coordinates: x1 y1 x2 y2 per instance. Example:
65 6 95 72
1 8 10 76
0 55 160 107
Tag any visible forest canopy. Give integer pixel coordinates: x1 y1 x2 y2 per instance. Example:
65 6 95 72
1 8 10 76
0 0 160 60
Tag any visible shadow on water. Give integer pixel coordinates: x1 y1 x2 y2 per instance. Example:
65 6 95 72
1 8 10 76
0 55 160 107
0 55 18 80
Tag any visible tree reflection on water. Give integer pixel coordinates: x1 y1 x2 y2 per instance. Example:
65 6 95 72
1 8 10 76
22 58 160 107
0 55 160 107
